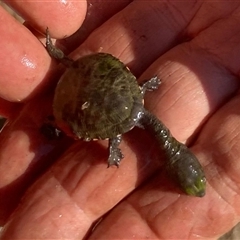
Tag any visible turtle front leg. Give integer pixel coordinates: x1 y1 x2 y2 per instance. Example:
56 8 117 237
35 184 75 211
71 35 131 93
140 76 161 96
108 135 124 167
45 28 73 67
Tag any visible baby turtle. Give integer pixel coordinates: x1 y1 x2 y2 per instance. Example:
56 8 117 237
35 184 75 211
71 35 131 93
45 29 206 197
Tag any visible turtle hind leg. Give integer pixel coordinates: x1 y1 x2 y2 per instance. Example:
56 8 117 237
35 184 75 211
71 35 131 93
45 28 73 67
107 135 124 167
140 76 161 96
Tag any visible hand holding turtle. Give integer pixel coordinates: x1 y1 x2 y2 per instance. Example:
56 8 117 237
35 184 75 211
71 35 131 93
1 1 240 239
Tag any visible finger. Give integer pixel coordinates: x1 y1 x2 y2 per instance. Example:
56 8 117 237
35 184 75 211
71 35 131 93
3 0 87 38
0 0 87 102
0 7 52 102
141 41 239 143
142 6 240 142
58 0 132 54
69 1 203 76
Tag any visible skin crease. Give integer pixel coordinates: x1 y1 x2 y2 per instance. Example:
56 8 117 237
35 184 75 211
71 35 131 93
1 0 240 239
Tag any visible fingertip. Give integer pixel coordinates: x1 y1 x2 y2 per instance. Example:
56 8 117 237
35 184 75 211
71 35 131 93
0 8 52 102
5 0 87 38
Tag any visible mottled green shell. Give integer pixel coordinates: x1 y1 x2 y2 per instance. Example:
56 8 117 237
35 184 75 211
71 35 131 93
53 53 143 140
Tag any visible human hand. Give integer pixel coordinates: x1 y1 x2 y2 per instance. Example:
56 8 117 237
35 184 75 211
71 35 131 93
1 1 240 239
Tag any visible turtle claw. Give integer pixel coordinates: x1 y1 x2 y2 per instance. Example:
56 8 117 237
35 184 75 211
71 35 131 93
108 135 123 167
46 28 65 60
107 148 124 167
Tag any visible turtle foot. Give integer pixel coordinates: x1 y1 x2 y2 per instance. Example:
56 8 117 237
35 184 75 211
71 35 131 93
141 76 161 95
107 148 124 167
108 135 123 167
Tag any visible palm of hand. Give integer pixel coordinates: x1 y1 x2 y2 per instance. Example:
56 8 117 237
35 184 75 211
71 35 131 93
0 2 240 239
